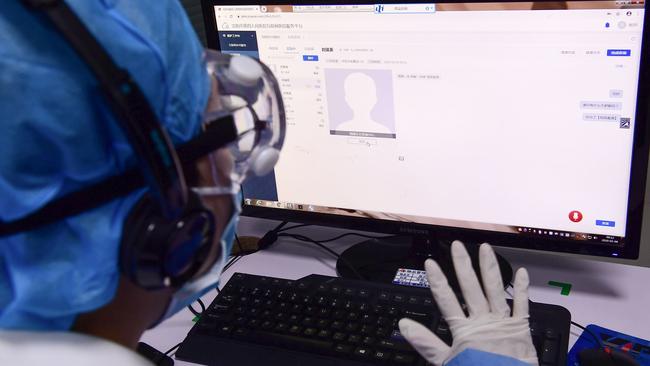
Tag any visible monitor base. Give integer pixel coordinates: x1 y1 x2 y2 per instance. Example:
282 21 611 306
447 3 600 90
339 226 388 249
336 235 513 292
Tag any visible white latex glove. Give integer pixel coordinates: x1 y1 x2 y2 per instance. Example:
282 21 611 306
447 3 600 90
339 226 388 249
399 241 538 366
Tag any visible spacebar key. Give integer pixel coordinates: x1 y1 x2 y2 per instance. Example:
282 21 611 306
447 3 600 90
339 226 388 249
244 330 333 354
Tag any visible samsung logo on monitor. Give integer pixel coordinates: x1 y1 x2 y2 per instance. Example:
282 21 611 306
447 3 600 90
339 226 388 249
399 227 430 235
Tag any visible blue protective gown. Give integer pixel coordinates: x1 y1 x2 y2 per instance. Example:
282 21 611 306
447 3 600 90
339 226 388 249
447 349 529 366
0 0 209 330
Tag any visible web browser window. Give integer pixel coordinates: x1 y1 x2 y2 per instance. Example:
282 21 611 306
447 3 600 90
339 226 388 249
213 1 646 246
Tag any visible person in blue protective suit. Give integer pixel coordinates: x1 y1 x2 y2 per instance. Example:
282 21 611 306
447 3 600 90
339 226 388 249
0 2 537 366
0 0 285 364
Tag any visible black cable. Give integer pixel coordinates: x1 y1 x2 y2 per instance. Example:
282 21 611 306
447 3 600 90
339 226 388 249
276 223 312 232
187 304 201 317
222 254 244 273
235 233 244 254
197 298 206 313
571 321 604 350
313 232 393 243
164 342 182 356
278 232 365 280
272 221 289 232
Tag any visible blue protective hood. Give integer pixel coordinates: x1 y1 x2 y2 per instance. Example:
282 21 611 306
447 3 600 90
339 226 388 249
0 0 210 330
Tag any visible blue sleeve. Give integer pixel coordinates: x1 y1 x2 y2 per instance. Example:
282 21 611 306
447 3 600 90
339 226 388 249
446 349 530 366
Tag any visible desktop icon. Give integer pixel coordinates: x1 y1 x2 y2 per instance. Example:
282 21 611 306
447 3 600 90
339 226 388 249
569 210 583 223
245 199 252 205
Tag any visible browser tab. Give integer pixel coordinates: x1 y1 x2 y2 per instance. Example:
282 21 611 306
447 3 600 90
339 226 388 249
374 3 436 14
293 4 375 13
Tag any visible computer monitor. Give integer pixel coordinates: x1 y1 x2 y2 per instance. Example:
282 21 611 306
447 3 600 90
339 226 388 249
202 0 650 285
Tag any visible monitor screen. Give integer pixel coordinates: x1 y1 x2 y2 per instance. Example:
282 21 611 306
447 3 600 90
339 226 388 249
204 0 650 259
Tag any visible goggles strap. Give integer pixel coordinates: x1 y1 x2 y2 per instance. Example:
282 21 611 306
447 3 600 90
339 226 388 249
0 117 238 237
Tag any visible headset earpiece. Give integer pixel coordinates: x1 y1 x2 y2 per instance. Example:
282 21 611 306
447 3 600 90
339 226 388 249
120 193 215 289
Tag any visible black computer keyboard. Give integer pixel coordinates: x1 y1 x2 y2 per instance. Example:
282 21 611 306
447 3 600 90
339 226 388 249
177 273 571 366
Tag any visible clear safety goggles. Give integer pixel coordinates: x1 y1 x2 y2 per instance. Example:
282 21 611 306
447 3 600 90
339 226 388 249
190 50 286 197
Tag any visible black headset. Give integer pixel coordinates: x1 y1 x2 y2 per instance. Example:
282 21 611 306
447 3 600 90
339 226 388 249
0 0 239 290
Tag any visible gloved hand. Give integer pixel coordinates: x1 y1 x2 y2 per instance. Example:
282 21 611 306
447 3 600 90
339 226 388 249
398 241 538 366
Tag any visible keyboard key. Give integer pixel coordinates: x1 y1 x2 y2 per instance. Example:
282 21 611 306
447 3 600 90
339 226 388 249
541 340 558 363
345 322 360 332
334 344 353 355
361 314 376 324
216 325 234 335
233 327 249 337
362 336 375 346
248 319 261 328
305 306 318 316
378 339 413 352
332 332 346 342
373 350 391 361
315 296 328 306
348 334 362 344
359 289 370 298
316 319 329 328
387 306 401 317
354 347 371 358
394 353 416 363
360 325 376 335
303 327 318 337
274 322 289 333
318 308 330 317
317 329 331 339
545 329 559 340
408 296 421 305
289 325 302 334
301 317 315 326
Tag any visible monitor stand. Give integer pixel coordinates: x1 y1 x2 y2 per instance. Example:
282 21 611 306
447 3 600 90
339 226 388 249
336 235 513 292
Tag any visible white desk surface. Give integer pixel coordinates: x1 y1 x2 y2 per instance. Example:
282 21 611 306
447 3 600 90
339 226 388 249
141 217 650 365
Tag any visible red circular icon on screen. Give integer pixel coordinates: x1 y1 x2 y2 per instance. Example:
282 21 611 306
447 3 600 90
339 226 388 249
568 211 583 223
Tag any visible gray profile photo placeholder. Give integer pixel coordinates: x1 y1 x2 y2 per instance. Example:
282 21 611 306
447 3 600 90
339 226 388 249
325 69 396 139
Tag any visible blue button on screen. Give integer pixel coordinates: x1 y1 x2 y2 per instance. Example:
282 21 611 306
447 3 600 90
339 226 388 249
303 55 319 61
596 220 616 227
607 49 631 57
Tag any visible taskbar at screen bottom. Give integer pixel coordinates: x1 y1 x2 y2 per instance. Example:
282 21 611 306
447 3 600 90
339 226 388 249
245 199 625 248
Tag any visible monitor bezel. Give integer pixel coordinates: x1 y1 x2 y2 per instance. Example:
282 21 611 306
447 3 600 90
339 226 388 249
202 0 650 260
